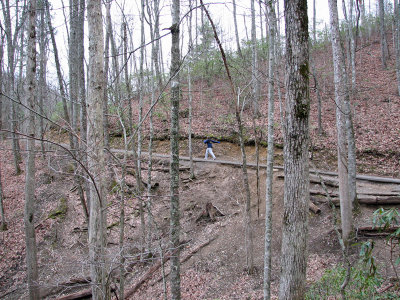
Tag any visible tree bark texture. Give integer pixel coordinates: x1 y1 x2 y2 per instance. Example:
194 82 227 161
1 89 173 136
0 163 6 230
279 1 310 299
235 89 254 273
379 0 389 68
0 31 4 140
251 0 260 115
24 1 39 298
328 0 354 244
264 2 276 298
395 0 400 95
45 0 71 134
169 0 181 299
1 0 23 174
87 0 108 298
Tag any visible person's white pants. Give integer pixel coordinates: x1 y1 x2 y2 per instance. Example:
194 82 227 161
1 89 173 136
205 148 216 160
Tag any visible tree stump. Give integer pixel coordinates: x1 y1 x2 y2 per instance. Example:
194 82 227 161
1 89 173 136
196 202 225 222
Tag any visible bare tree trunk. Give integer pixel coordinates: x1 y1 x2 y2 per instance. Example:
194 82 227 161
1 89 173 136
188 0 195 179
251 0 260 115
103 2 111 151
87 0 108 298
169 0 181 298
1 0 24 174
232 0 242 56
0 29 4 141
45 0 71 138
279 1 310 299
69 0 79 149
235 88 254 274
342 0 357 91
264 2 276 298
328 0 354 296
152 0 162 88
138 0 146 261
24 1 39 298
0 163 7 231
329 0 354 243
38 0 48 159
117 117 128 300
69 0 87 220
395 0 400 95
379 0 389 68
312 0 324 135
78 0 90 214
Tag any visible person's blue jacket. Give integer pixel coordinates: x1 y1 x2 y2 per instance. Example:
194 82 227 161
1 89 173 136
204 139 220 148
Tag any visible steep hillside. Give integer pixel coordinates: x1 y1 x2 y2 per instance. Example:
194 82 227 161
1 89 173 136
1 32 400 299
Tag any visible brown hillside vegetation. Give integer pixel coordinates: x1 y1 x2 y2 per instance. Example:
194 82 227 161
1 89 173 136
1 33 400 299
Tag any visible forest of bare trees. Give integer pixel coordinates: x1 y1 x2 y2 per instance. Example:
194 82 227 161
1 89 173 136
1 0 400 299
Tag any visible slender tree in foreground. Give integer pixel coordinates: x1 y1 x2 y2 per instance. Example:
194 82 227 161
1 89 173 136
279 0 310 299
0 163 6 231
264 2 276 298
378 0 389 68
87 0 108 298
24 0 39 298
329 0 356 296
169 0 181 298
1 0 24 174
394 0 400 95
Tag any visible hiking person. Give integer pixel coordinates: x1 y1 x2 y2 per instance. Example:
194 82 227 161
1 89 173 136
203 138 220 160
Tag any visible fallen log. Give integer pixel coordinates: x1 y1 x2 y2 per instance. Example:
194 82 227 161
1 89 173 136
319 196 400 206
310 189 338 197
279 174 339 187
356 225 400 237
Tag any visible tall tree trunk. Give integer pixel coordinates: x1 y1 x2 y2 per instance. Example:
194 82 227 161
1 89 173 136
279 1 310 299
103 2 111 150
235 88 254 274
251 0 260 115
69 0 79 149
45 0 71 137
312 0 323 135
103 1 116 192
169 0 181 298
329 0 355 243
328 1 355 296
87 0 108 298
232 0 242 56
188 0 195 179
24 1 39 298
78 0 90 215
138 0 146 261
0 30 4 141
379 0 389 68
1 0 24 174
264 2 276 298
0 164 6 231
70 0 87 220
117 118 128 300
395 0 400 95
38 0 48 159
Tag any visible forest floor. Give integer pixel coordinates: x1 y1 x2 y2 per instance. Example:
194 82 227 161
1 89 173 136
0 138 399 299
1 32 400 299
